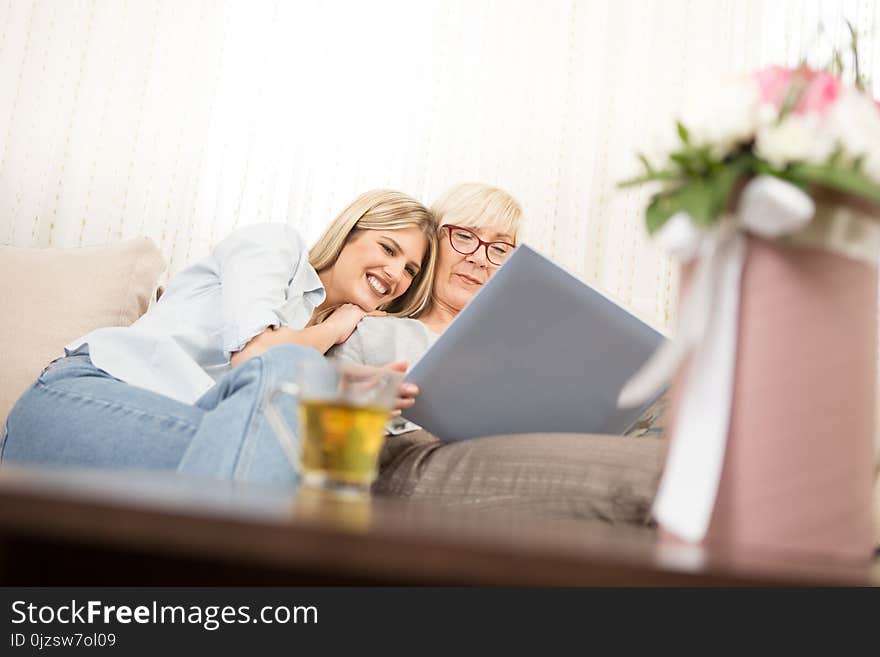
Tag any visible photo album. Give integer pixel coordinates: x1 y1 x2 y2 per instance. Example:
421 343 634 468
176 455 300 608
403 245 667 442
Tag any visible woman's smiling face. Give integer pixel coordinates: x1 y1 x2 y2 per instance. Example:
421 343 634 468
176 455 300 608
324 227 428 311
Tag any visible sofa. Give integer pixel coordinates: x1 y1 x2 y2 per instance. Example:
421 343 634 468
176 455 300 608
1 238 877 545
0 237 165 426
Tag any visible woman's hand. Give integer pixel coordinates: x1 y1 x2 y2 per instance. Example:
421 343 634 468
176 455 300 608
325 304 383 345
383 360 419 418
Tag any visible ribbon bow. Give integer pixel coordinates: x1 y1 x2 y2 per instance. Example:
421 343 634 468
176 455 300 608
618 175 815 542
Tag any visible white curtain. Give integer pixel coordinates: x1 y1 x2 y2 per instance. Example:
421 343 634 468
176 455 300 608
1 0 877 332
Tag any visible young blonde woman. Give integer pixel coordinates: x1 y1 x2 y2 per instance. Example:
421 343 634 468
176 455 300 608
331 183 664 527
1 190 437 486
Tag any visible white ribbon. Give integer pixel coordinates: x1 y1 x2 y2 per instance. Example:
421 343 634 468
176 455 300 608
618 176 816 542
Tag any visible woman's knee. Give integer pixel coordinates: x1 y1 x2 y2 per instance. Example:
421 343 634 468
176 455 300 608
257 344 324 385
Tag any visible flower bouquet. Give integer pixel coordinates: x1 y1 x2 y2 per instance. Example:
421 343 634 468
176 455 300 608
619 47 880 561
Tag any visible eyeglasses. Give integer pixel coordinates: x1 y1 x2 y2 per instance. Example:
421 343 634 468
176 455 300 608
443 225 516 266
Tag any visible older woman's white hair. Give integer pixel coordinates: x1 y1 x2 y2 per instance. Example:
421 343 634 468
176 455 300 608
430 182 522 241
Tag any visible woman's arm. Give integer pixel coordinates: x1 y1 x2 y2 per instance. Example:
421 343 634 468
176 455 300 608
232 321 418 418
212 224 316 358
230 304 371 367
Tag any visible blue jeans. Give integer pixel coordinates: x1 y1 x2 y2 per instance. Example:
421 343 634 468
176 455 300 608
0 345 322 487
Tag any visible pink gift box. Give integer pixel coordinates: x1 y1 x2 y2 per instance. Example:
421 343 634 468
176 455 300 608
664 235 877 563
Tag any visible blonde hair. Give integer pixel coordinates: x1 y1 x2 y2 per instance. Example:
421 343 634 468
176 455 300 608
430 182 522 240
309 189 438 317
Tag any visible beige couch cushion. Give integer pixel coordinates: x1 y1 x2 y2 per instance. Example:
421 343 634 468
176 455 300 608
0 238 165 427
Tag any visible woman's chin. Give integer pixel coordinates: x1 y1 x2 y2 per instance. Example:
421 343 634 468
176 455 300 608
451 290 478 307
352 291 383 312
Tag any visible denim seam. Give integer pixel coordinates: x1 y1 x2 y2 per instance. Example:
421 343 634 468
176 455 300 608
231 357 268 480
33 381 200 431
37 356 68 381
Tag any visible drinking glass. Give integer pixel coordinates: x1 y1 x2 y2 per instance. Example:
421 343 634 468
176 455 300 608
264 358 401 496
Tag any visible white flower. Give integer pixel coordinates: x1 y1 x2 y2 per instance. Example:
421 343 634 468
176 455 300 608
754 113 835 169
680 76 760 159
824 88 880 183
641 127 681 172
755 102 779 130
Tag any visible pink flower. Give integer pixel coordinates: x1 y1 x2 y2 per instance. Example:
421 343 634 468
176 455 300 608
799 71 841 115
755 66 794 106
754 66 841 116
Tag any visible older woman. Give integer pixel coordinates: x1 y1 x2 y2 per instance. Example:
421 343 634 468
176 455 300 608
330 183 665 527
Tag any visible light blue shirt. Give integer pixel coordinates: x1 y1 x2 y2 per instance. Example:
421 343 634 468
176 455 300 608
67 223 325 404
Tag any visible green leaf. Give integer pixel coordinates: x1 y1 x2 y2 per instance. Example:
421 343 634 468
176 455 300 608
787 163 880 205
669 152 693 169
676 121 690 145
779 72 807 121
617 169 683 188
831 50 844 77
642 153 756 234
670 152 705 177
677 180 716 225
645 180 715 235
637 153 654 175
828 146 844 167
645 193 679 235
845 19 865 92
709 152 754 216
668 143 723 177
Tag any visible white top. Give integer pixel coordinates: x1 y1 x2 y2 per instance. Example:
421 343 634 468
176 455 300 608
328 315 440 436
66 223 325 404
328 315 440 369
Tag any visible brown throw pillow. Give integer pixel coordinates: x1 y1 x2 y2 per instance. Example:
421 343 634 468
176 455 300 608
0 238 165 427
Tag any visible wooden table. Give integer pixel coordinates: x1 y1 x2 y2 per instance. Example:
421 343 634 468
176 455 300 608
0 465 876 586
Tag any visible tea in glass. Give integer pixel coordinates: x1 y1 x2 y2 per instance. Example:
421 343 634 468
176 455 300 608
264 358 402 496
298 398 389 488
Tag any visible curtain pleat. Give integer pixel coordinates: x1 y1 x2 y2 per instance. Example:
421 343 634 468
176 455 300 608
0 0 876 335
